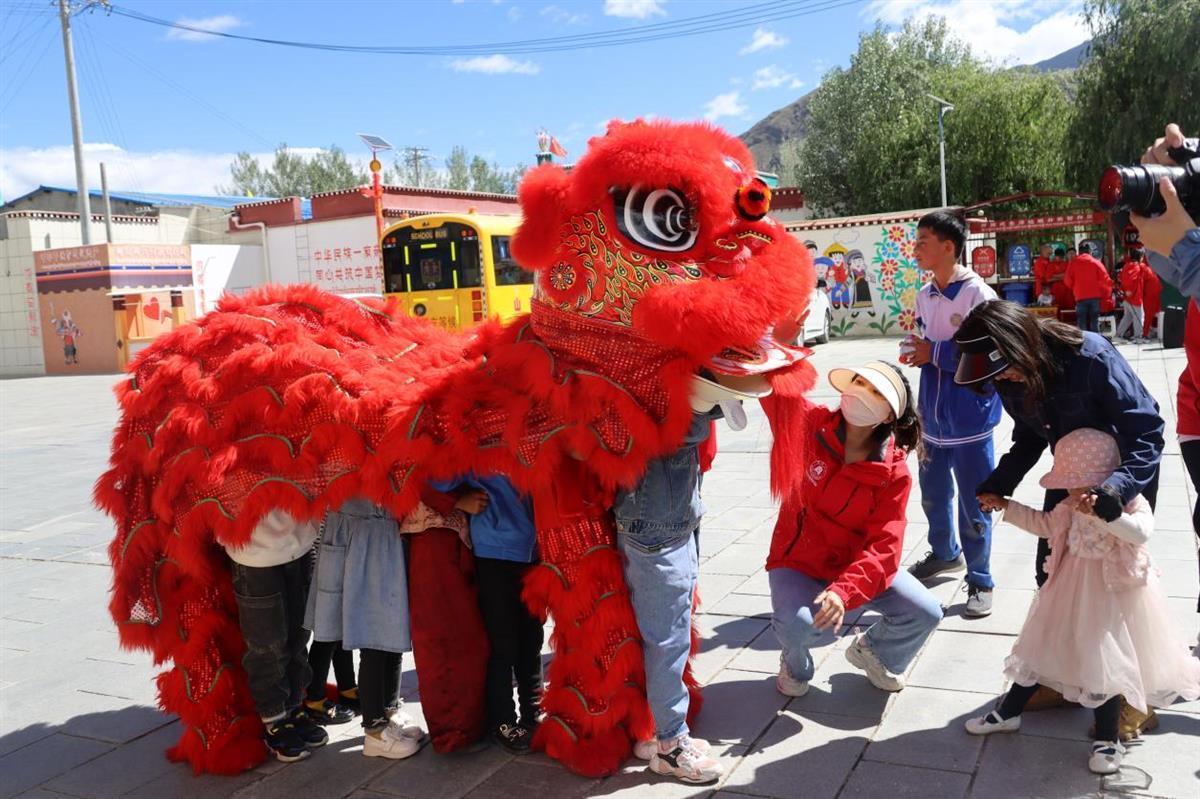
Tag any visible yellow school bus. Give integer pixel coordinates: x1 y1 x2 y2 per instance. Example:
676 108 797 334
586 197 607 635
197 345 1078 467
380 213 534 328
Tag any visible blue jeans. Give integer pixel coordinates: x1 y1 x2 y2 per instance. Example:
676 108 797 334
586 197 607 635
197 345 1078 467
769 567 942 681
618 530 699 742
919 438 996 589
1076 298 1101 332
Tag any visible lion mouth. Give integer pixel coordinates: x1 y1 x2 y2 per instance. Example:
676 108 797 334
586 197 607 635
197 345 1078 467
709 334 809 377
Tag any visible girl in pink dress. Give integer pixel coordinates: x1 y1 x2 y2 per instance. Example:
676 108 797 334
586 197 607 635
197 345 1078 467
968 428 1200 774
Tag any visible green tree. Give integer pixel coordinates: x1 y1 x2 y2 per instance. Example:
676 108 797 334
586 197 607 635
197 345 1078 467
1065 0 1200 191
795 18 1070 216
220 144 367 197
445 146 471 190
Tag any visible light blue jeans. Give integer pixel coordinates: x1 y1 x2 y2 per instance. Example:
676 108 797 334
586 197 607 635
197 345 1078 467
769 567 942 682
618 530 699 742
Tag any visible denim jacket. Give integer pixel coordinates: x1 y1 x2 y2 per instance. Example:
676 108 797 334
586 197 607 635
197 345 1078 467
613 409 718 550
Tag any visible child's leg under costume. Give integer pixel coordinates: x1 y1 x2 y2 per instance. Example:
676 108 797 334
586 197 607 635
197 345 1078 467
407 528 488 752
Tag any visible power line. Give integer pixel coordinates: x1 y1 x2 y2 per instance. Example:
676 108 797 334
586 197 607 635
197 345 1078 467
0 14 57 113
102 0 862 56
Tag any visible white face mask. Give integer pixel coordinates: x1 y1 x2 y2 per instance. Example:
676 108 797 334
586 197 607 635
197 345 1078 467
839 384 892 428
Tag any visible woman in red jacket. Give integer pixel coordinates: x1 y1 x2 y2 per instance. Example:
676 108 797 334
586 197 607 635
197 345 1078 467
765 361 941 696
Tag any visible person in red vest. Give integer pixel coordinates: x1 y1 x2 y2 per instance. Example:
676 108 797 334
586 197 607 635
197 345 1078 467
1033 244 1053 298
1115 248 1150 343
1142 267 1163 339
1064 247 1113 332
1048 247 1075 310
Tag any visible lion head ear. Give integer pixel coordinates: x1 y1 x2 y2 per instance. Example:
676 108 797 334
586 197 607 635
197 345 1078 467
511 165 571 270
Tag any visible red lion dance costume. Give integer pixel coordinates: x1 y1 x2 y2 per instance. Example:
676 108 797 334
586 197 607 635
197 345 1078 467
97 120 815 777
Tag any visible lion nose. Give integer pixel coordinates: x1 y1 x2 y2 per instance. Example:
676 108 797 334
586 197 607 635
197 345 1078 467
735 178 771 221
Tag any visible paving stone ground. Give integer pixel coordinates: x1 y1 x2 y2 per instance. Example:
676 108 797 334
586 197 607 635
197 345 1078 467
1 337 1197 799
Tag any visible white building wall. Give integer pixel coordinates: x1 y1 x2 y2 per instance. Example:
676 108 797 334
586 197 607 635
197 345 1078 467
265 216 383 296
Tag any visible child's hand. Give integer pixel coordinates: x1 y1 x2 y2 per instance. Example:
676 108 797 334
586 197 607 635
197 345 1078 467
812 590 845 634
455 489 489 515
977 493 1008 513
1073 492 1099 515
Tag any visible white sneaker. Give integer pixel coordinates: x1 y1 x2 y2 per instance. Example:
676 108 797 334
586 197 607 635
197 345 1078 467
363 725 420 759
965 710 1021 735
1088 740 1125 774
634 736 709 761
777 658 810 697
648 736 724 784
844 635 905 692
386 708 425 742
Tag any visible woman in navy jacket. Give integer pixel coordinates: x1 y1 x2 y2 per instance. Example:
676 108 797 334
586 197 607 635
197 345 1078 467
952 300 1164 587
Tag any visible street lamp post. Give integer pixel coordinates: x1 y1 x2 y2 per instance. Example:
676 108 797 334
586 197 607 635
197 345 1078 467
928 93 954 208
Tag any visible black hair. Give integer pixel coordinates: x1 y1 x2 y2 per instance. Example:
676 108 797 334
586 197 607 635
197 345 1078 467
1055 247 1067 258
917 210 967 259
872 361 923 458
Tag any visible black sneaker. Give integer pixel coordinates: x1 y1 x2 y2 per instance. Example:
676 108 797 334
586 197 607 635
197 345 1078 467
288 707 330 748
305 698 357 726
491 722 533 755
264 720 311 762
907 551 966 582
518 714 542 737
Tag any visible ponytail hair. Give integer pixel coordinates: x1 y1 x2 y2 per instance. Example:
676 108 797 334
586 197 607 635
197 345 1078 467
872 362 923 459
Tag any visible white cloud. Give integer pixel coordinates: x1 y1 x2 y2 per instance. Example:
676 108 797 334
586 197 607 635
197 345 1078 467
448 54 540 75
740 27 789 55
703 91 748 122
865 0 1088 65
507 5 522 21
0 143 385 200
604 0 666 20
751 65 805 91
165 14 245 43
541 4 587 24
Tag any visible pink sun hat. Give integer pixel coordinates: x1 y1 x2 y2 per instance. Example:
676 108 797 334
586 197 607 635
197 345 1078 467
1039 428 1121 490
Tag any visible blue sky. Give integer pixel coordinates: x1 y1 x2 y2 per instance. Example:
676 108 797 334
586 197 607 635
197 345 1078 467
0 0 1089 199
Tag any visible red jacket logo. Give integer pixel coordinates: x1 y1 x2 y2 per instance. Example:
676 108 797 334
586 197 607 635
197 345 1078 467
807 460 827 485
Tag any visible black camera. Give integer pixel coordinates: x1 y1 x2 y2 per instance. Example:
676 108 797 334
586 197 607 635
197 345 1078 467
1098 137 1200 219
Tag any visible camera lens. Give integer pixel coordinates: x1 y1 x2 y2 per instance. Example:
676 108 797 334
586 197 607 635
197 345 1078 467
1097 163 1185 215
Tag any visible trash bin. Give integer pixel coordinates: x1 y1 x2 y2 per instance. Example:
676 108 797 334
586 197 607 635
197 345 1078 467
1000 282 1033 306
1161 305 1186 349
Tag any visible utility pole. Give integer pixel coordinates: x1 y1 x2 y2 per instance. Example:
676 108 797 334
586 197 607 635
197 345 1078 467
401 146 431 187
59 0 97 244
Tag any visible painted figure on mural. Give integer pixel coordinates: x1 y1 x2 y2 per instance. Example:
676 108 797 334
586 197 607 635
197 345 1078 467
825 243 852 309
847 249 873 308
47 302 81 365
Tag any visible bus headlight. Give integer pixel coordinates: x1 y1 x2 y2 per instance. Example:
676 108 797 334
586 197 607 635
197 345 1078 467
413 303 427 317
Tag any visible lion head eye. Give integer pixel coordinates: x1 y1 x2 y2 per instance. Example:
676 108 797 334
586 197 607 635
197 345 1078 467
611 186 698 252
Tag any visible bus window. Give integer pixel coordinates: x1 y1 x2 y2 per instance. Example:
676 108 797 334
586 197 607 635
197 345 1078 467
491 236 534 286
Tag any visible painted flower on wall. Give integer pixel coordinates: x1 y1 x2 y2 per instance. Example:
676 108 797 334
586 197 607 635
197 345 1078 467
868 221 923 336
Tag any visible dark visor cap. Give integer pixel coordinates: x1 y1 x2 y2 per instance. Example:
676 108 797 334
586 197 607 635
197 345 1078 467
953 326 1010 386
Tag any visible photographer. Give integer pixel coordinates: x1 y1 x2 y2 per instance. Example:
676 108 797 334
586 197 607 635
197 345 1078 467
1132 123 1200 627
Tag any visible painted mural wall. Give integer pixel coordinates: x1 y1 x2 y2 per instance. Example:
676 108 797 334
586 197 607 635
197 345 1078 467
791 220 932 338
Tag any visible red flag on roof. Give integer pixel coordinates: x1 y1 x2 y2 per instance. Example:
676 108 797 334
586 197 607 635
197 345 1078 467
549 137 568 159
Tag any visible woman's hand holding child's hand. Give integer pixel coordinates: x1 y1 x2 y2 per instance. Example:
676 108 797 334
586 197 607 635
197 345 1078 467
812 590 845 634
455 489 490 515
977 493 1008 513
